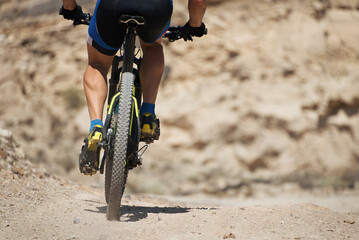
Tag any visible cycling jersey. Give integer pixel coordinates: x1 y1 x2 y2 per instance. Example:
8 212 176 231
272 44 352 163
88 0 173 55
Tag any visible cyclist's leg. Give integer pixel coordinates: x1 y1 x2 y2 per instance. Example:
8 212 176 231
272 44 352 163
85 0 119 123
139 38 164 105
84 43 114 121
79 44 114 175
139 39 163 142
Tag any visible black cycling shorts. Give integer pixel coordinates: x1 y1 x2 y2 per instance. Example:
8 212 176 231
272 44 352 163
88 0 173 55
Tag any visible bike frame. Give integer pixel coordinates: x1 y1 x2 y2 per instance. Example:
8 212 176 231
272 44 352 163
99 18 144 174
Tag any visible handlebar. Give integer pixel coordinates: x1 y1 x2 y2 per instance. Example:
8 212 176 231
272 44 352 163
163 26 208 42
61 12 206 42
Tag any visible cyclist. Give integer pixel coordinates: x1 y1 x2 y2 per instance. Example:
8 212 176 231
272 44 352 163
61 0 207 175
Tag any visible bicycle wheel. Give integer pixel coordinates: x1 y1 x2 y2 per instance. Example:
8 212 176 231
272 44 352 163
105 57 121 204
104 115 116 204
106 72 134 221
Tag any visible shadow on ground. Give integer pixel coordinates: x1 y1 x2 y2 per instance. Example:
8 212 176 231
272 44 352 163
85 204 192 222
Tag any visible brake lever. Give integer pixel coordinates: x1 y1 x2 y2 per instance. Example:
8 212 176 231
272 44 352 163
164 26 181 42
73 13 91 26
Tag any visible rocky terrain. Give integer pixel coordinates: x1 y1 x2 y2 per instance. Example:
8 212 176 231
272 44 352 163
1 0 359 238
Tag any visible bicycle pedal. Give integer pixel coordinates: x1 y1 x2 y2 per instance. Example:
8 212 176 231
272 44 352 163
140 136 154 144
79 156 99 176
80 165 98 176
140 129 160 143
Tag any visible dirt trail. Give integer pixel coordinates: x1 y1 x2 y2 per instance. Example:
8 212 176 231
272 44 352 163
1 128 358 239
1 174 358 240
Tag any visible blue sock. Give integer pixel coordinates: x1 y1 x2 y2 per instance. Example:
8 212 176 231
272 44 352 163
140 103 155 116
90 119 103 132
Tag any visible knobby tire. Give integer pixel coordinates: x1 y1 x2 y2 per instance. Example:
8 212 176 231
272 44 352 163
106 72 134 221
104 116 116 204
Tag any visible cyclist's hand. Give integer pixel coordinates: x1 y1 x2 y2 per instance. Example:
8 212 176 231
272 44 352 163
180 21 207 41
59 5 85 22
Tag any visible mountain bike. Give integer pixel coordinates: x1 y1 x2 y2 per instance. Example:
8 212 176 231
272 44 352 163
60 11 206 221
